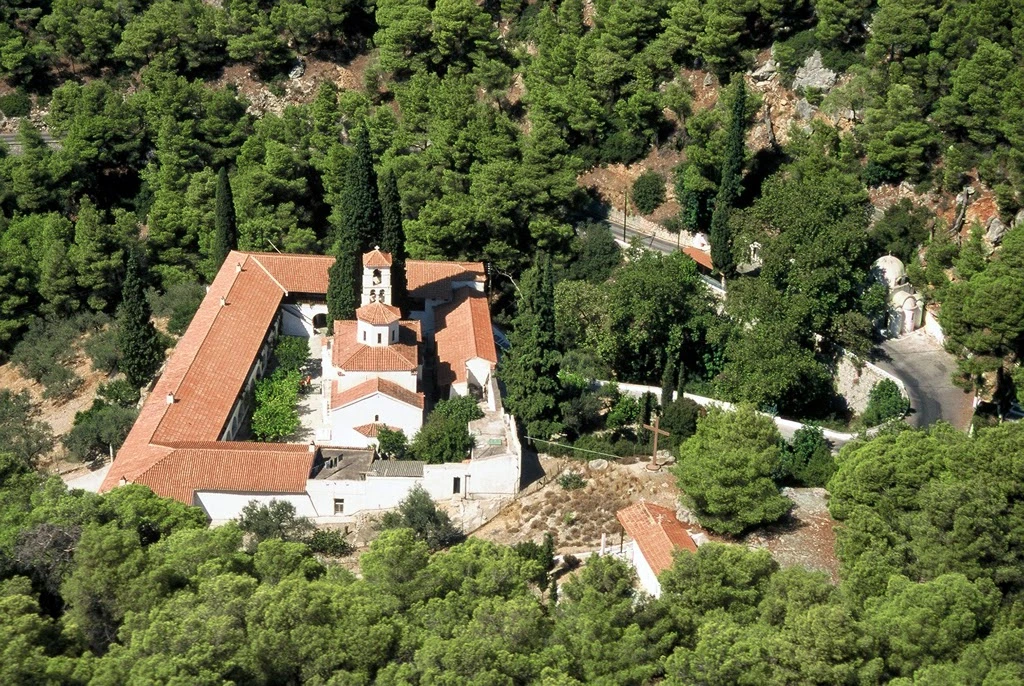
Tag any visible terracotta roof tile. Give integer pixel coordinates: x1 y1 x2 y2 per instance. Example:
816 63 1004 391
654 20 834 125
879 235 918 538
331 378 425 410
363 249 393 268
616 502 697 576
332 320 420 371
435 289 497 386
406 260 486 300
683 247 714 271
247 252 334 293
353 423 402 438
133 443 315 504
356 302 401 325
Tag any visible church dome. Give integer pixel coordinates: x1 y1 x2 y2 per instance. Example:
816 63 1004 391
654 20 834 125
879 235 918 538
872 255 908 289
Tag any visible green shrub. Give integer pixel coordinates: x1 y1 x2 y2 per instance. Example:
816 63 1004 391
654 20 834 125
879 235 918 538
273 335 310 374
84 325 121 374
147 282 206 336
411 408 475 464
63 400 137 461
378 484 463 550
632 171 666 215
434 395 483 425
97 379 140 408
251 370 301 441
558 471 587 490
0 389 55 466
307 529 353 556
777 426 835 487
0 90 31 117
861 379 910 427
376 426 409 459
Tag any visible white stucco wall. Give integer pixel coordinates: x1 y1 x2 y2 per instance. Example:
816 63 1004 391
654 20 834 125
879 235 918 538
924 309 945 345
196 491 318 523
332 369 419 394
306 476 421 518
631 540 662 598
328 393 423 447
280 303 328 337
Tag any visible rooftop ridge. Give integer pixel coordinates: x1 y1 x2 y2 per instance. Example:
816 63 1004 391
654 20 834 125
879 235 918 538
249 254 290 296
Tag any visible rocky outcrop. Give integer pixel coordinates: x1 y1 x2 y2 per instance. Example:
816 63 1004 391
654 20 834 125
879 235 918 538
795 98 816 121
986 216 1008 245
792 51 838 93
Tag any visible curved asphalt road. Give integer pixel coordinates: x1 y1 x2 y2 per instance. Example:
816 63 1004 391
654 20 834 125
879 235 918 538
874 331 974 430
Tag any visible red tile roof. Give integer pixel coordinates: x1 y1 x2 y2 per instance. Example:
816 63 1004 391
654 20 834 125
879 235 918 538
332 320 420 371
331 378 425 410
406 260 486 300
434 289 497 386
683 247 714 271
101 250 330 502
248 252 334 293
133 442 315 504
616 502 697 576
353 423 402 438
363 248 393 268
356 302 401 325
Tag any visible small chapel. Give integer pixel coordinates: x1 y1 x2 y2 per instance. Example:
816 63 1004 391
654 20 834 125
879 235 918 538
319 248 499 448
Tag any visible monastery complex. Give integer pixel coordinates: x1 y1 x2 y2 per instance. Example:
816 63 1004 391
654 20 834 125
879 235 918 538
100 249 522 523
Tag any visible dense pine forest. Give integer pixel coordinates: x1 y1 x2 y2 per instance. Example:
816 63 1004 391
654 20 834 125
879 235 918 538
2 0 1024 683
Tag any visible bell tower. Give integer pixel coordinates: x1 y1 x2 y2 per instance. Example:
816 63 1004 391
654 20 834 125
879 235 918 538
361 247 393 306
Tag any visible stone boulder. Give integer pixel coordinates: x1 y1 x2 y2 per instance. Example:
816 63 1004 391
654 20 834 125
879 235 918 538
751 58 778 82
1012 209 1024 229
792 51 838 93
986 216 1008 245
795 98 816 121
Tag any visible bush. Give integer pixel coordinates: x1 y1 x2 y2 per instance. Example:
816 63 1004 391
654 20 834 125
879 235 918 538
84 325 121 374
660 397 702 448
307 529 353 556
568 221 621 283
777 426 835 487
0 389 55 466
376 426 409 459
558 471 587 490
237 499 315 551
273 335 310 374
378 484 463 550
632 171 667 215
410 408 475 464
41 366 83 402
599 128 647 165
147 282 206 336
63 400 137 461
97 379 140 408
251 370 301 441
434 395 483 424
861 379 909 427
0 89 31 117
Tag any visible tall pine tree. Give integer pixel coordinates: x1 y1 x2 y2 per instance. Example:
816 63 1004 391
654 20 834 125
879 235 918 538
500 253 562 439
211 166 236 273
336 125 381 250
710 77 748 278
117 248 164 389
327 230 360 333
379 169 407 309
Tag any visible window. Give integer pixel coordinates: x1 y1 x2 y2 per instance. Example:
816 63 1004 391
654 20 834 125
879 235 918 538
453 477 461 494
362 331 366 341
372 269 381 285
391 329 396 342
374 414 379 422
333 499 345 514
377 333 382 344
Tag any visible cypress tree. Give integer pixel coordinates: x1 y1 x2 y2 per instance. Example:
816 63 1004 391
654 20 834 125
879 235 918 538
338 125 381 250
327 231 360 333
710 77 748 278
379 169 407 308
117 248 164 389
499 253 562 439
211 166 236 271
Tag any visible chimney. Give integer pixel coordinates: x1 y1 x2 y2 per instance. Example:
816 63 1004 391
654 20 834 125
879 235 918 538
220 297 226 307
308 442 317 453
236 262 242 273
166 393 175 405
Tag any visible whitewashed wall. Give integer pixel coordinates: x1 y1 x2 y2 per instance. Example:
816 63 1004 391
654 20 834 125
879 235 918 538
924 310 945 345
196 491 318 523
630 540 662 598
328 394 423 447
331 369 419 394
280 303 328 338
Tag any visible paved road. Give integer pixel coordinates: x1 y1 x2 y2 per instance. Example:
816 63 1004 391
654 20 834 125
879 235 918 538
0 131 60 154
874 330 974 430
606 217 682 254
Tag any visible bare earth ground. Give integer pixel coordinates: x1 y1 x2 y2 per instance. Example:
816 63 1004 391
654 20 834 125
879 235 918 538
474 457 841 580
743 487 840 582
